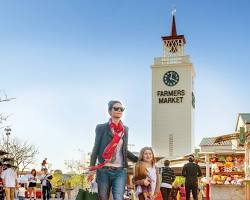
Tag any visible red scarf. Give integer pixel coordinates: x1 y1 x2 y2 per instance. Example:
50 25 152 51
89 119 125 171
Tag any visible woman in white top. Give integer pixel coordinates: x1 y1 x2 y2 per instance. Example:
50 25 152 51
27 169 37 199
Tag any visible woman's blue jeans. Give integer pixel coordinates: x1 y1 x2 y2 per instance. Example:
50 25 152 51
96 167 126 200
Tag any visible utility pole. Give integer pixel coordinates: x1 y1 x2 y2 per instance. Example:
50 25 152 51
4 127 11 157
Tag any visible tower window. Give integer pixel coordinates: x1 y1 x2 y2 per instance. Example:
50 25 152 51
169 134 174 156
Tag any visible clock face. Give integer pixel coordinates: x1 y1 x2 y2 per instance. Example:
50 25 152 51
192 92 195 109
163 71 179 86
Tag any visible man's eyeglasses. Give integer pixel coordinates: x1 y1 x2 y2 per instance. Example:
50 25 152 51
112 107 125 112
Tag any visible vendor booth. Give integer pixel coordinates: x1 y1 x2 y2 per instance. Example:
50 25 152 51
199 136 246 200
208 151 245 200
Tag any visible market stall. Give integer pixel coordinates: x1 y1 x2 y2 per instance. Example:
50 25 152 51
204 152 245 200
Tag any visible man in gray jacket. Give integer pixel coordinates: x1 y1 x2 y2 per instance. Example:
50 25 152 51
90 100 138 200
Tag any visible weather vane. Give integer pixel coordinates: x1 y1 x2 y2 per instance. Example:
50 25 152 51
172 6 176 16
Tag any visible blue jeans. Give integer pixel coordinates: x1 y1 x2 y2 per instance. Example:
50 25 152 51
96 168 126 200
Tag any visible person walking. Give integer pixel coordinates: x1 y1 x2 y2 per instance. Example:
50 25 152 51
41 158 47 170
64 180 73 200
17 183 26 200
178 184 186 200
1 163 17 200
182 155 202 200
89 100 138 200
0 162 5 200
28 169 37 199
160 160 175 200
40 168 53 200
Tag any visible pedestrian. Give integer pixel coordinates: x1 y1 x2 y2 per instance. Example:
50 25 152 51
134 147 160 200
64 180 72 200
17 183 26 200
181 155 202 200
40 168 53 200
60 183 65 200
160 160 175 200
41 158 47 170
0 162 4 200
89 100 138 200
1 163 17 200
178 184 185 200
90 180 98 193
169 186 178 200
27 169 37 200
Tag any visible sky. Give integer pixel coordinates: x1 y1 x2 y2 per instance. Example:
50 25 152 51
0 0 249 172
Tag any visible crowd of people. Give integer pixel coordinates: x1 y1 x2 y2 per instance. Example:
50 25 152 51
89 100 203 200
1 99 202 200
0 163 55 200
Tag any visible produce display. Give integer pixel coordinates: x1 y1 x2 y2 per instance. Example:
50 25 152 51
172 176 185 187
210 154 245 185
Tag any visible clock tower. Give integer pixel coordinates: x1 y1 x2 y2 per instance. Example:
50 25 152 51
151 13 195 158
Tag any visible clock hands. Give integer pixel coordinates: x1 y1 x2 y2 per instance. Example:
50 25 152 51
169 72 178 82
170 72 173 80
171 77 178 82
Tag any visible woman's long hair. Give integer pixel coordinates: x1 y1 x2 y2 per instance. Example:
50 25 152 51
31 169 36 177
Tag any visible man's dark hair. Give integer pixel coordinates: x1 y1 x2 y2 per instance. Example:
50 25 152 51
108 100 122 112
188 155 195 162
164 160 170 166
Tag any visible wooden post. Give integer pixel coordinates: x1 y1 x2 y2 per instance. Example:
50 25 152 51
246 181 250 200
206 184 210 200
205 154 210 200
245 142 250 200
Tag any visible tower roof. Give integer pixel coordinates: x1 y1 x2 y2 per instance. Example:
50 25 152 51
171 15 177 36
162 14 186 43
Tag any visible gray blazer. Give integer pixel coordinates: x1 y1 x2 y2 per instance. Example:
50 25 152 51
90 122 138 168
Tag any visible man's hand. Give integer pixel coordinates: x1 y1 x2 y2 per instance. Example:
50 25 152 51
87 171 95 182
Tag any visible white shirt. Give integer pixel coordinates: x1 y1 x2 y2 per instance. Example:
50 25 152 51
40 174 51 186
27 174 37 183
1 168 17 187
105 136 124 167
18 187 26 197
161 182 172 188
147 166 157 192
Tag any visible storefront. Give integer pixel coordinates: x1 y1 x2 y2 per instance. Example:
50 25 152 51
208 152 245 200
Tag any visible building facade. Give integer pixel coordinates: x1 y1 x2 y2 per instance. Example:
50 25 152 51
151 14 195 158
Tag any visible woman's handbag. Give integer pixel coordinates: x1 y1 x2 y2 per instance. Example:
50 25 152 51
154 191 163 200
76 189 98 200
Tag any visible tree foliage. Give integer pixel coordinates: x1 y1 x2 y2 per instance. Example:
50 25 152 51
51 170 64 188
51 170 89 190
64 159 85 174
68 174 89 189
0 135 39 172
